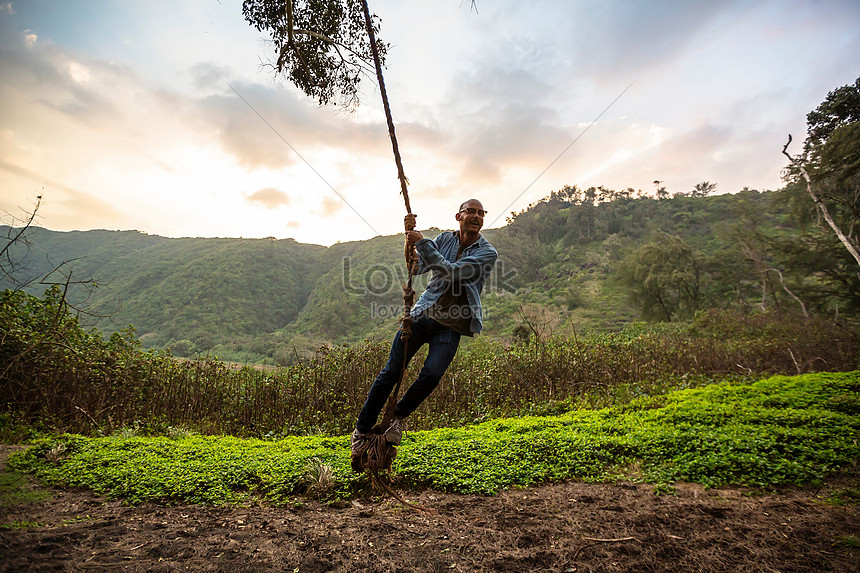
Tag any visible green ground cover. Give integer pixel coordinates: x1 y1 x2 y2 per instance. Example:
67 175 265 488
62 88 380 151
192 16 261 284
8 371 859 504
0 471 52 508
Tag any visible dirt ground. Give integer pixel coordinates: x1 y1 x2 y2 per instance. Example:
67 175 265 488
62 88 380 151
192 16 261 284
1 446 858 572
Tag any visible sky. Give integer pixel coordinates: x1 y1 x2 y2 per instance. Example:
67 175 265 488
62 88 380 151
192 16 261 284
1 0 858 246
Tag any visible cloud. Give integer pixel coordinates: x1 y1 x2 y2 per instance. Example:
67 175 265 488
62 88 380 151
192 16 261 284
420 1 757 194
397 121 444 149
318 195 344 217
246 186 291 209
478 1 734 84
192 77 410 171
417 63 576 187
659 123 734 166
189 61 230 91
572 121 752 194
0 159 130 226
0 30 130 129
195 89 301 170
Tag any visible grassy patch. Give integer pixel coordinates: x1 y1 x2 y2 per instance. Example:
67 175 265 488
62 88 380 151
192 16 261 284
834 535 860 549
825 486 860 506
0 520 47 530
0 471 52 508
8 372 859 504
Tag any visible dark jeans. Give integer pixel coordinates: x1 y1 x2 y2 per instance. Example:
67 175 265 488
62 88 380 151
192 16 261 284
356 315 461 434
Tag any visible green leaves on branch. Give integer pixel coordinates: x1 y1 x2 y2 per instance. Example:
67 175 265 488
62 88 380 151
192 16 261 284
242 0 388 108
805 77 860 151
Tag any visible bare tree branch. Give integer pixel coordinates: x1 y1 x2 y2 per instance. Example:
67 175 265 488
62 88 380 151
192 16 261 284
766 268 809 319
0 195 43 288
0 195 41 262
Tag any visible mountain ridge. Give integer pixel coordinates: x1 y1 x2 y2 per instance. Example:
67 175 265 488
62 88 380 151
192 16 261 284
3 186 850 364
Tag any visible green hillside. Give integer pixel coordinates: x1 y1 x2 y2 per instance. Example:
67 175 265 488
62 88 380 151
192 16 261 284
2 185 857 364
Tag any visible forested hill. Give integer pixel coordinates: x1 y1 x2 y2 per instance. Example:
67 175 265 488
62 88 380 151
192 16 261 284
2 185 856 364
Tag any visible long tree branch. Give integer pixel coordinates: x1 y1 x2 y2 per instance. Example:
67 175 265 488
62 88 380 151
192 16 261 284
281 0 315 85
783 135 860 269
292 28 377 73
766 267 809 319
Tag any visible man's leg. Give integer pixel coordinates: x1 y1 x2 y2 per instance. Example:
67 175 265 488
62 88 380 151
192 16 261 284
393 320 461 419
355 322 428 434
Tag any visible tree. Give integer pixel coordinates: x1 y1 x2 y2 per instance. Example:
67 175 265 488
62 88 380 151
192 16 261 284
653 180 669 200
691 181 717 197
616 232 702 321
242 0 388 108
805 77 860 152
782 76 860 270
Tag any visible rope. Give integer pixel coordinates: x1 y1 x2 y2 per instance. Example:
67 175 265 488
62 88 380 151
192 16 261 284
354 3 430 514
360 0 416 436
361 0 411 211
363 0 421 436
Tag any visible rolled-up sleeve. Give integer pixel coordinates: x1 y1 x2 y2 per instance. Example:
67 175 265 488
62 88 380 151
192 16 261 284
412 238 435 276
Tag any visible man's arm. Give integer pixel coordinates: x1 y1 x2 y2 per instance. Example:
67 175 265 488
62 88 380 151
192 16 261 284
414 238 497 283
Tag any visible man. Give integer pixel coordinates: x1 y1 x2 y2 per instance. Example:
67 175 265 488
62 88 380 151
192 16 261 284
352 199 497 457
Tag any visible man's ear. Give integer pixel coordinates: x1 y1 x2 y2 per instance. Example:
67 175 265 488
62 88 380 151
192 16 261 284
455 212 462 222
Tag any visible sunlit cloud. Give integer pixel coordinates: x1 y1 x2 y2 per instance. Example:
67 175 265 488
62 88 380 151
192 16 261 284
66 60 90 83
246 187 291 209
318 195 344 218
0 159 130 228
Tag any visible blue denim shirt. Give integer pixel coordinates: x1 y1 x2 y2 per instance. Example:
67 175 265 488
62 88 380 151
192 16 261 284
411 231 498 334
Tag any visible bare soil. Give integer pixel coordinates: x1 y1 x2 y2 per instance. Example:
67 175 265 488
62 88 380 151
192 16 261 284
1 446 858 572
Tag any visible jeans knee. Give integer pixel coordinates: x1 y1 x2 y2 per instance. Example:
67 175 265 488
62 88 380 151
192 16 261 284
371 372 398 392
416 369 443 391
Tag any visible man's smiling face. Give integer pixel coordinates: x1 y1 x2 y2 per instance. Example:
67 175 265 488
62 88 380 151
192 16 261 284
456 199 485 236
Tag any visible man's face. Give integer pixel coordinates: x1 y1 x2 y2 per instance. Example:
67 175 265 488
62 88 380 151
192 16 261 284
456 200 485 235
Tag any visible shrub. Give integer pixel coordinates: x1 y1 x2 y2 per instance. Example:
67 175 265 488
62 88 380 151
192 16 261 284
2 288 858 438
9 372 859 502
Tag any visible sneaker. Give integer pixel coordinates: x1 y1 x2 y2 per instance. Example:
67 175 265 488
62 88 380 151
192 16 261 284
351 429 369 457
384 417 407 446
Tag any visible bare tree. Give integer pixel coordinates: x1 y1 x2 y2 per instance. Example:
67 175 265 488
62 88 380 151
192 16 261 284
1 194 100 311
0 194 42 289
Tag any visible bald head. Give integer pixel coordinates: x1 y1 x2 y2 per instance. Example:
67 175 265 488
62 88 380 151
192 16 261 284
459 199 483 212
